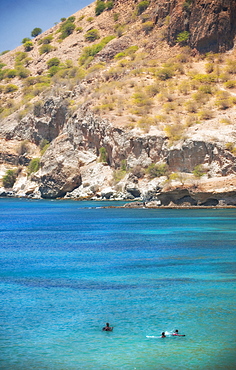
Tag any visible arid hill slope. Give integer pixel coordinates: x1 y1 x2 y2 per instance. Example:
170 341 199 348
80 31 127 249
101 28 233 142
0 0 236 206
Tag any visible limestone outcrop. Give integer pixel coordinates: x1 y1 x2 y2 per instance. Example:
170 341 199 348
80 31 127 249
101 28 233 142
0 97 236 206
154 0 236 52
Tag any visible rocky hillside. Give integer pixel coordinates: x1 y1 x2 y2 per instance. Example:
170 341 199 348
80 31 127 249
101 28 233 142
0 0 236 206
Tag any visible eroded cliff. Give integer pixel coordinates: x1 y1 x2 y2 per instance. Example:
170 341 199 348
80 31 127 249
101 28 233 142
0 0 236 206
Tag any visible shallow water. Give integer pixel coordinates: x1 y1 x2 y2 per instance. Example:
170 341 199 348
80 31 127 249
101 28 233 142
0 199 235 369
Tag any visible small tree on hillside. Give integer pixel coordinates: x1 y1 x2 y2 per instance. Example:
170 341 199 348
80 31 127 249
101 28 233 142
21 37 31 44
31 27 42 37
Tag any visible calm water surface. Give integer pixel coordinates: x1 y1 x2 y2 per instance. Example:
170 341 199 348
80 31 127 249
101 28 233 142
0 199 235 369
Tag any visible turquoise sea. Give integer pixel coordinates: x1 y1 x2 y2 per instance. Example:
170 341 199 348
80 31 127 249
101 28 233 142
0 198 235 370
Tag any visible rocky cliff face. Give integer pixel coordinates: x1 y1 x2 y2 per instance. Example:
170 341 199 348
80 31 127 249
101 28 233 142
154 0 236 52
1 97 236 206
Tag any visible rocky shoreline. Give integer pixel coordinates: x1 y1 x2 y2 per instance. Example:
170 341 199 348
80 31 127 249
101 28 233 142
0 100 236 207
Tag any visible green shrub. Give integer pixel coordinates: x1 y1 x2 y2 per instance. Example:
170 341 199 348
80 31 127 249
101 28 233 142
84 29 100 42
205 62 214 74
156 67 173 80
114 45 139 59
198 109 213 120
176 31 190 44
132 91 152 107
225 142 236 155
192 73 216 84
99 147 108 163
136 1 150 15
0 62 6 69
5 84 18 93
39 44 53 55
142 21 154 34
192 164 205 178
61 22 75 39
79 36 115 65
31 28 42 37
59 17 76 39
24 41 33 51
147 163 168 178
198 84 213 94
113 168 126 183
184 99 198 113
28 158 40 174
106 1 114 10
15 51 27 63
48 66 60 77
115 24 124 37
47 57 60 68
76 26 83 33
40 139 50 155
224 80 236 89
21 37 31 44
215 91 232 110
38 35 53 45
0 50 10 55
24 75 50 87
6 69 17 78
2 169 17 188
164 123 185 143
67 16 76 23
95 1 106 16
113 13 119 22
225 59 236 74
17 67 30 78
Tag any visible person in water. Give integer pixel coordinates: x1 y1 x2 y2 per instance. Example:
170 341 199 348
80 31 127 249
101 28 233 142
102 323 113 331
172 329 185 336
161 332 166 338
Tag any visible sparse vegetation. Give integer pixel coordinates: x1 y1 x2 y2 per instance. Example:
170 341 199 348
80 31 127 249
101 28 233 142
28 158 40 174
99 147 108 163
146 163 168 178
136 1 150 16
192 164 205 178
38 35 53 45
95 1 106 16
40 139 50 155
84 29 100 42
21 37 31 44
2 169 17 188
79 36 115 66
58 17 76 39
39 44 54 55
5 84 18 93
24 41 33 52
47 58 60 68
176 31 190 44
142 21 154 34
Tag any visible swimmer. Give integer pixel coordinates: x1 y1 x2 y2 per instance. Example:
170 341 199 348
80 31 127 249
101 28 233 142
172 329 185 337
102 323 113 331
161 332 166 338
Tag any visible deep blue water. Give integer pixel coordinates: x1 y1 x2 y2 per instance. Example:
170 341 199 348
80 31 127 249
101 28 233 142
0 198 235 370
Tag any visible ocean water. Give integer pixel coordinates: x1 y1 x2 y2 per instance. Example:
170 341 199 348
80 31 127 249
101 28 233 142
0 198 235 370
